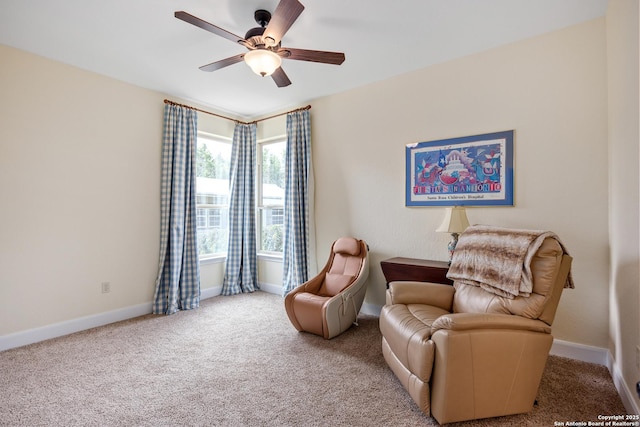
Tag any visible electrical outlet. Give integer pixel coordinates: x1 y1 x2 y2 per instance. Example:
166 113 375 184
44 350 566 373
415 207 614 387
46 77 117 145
101 282 111 294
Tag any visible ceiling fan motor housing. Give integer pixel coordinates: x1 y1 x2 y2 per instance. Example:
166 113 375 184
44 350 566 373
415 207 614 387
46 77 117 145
254 9 271 27
245 10 273 48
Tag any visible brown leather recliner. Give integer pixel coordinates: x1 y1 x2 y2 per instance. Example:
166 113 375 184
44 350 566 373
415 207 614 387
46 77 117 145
379 227 572 424
285 237 369 339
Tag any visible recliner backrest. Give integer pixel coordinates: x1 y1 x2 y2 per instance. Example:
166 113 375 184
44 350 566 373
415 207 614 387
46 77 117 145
317 237 365 297
452 237 569 324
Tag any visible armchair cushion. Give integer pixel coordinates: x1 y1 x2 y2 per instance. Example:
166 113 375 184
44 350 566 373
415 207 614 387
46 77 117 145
386 281 455 311
452 237 568 322
431 312 552 334
318 272 355 297
333 237 361 256
291 293 328 337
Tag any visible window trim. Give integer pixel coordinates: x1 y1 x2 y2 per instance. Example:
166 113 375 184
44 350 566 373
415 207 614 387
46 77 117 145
257 136 286 256
196 132 232 259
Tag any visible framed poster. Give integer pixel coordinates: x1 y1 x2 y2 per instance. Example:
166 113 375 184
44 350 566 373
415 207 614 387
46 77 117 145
406 130 514 206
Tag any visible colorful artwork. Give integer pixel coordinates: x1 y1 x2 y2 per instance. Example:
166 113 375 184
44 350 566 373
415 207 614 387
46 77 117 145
406 131 514 206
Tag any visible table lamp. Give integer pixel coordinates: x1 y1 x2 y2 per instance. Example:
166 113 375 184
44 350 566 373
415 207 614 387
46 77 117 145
436 206 470 264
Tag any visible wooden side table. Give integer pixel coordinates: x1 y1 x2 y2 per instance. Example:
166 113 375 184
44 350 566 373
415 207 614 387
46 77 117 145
380 257 453 287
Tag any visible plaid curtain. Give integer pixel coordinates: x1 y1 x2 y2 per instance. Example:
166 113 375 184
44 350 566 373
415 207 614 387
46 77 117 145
152 104 201 314
222 123 258 295
282 109 316 295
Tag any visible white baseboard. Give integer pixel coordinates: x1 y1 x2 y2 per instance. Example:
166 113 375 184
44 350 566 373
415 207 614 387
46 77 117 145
361 302 382 317
0 302 153 352
536 338 640 415
550 339 609 365
201 286 222 299
606 350 640 416
1 287 224 353
258 282 284 296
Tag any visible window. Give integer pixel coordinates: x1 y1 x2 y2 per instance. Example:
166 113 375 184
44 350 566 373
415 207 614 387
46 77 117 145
196 134 231 257
258 140 286 253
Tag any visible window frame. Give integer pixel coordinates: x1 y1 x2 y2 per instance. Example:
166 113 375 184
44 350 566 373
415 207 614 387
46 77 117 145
195 132 232 260
257 136 286 257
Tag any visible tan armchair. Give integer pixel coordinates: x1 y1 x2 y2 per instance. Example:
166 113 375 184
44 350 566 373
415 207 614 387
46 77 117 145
285 237 369 339
379 226 573 424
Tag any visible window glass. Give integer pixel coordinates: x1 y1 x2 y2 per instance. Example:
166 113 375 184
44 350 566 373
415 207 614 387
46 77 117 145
258 140 286 253
196 135 231 257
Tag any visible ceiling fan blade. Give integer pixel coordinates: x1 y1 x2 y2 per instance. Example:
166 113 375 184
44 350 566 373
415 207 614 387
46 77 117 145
279 48 345 65
262 0 305 47
199 54 245 72
271 67 292 87
175 11 245 44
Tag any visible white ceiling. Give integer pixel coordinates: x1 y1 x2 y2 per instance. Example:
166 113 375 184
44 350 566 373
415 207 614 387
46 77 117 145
0 0 608 119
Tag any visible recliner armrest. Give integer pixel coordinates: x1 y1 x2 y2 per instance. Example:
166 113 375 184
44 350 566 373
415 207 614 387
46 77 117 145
431 312 552 334
301 274 324 294
386 281 455 312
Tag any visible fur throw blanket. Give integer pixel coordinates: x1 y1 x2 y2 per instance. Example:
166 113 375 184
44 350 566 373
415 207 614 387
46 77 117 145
446 225 574 299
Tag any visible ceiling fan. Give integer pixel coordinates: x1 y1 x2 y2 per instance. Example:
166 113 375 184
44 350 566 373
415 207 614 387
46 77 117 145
175 0 346 87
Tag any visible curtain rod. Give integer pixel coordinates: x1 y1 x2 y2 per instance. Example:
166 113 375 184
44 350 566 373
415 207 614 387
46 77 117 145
163 99 310 125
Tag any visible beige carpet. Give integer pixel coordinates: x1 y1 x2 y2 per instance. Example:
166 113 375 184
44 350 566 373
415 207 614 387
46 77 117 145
0 291 627 426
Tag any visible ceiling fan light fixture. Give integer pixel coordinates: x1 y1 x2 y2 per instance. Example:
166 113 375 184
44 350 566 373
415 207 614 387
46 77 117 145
175 0 344 87
244 49 282 77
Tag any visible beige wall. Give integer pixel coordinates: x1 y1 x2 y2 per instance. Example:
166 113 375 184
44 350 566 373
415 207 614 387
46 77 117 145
0 44 164 335
607 0 640 408
0 45 248 336
311 18 609 347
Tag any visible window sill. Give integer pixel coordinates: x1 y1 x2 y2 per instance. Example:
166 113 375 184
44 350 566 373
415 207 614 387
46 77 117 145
199 253 283 264
258 253 283 262
199 255 226 265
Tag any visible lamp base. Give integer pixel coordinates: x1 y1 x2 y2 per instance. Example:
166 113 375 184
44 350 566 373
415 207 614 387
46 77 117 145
447 233 460 265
